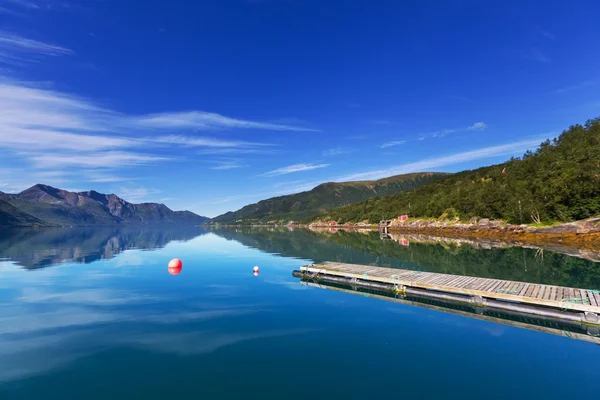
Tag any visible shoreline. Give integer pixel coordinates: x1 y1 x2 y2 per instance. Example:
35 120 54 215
211 217 600 251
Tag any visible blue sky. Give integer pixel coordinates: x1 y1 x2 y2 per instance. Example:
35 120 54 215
0 0 599 217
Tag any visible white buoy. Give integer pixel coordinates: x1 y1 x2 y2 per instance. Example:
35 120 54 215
253 266 259 272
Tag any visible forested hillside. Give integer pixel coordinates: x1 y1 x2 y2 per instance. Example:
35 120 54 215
321 118 600 224
212 172 447 224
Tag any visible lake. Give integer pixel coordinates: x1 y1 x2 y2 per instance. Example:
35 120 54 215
1 226 599 399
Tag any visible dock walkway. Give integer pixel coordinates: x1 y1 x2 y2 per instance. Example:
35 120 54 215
295 262 600 325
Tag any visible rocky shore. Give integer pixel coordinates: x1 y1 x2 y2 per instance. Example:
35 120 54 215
306 216 600 251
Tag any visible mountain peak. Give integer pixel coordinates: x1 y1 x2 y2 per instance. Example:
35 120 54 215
18 184 62 201
2 184 210 227
25 183 59 192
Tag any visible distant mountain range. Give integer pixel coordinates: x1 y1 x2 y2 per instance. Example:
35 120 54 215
0 184 210 227
211 172 448 224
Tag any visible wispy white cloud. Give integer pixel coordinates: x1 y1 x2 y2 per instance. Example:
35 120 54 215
0 168 78 193
196 148 277 155
259 163 329 177
322 147 347 156
84 172 132 183
552 79 597 94
209 159 244 170
0 6 21 15
136 111 318 132
0 32 72 65
152 135 266 148
467 122 487 131
0 76 308 183
116 187 162 202
338 138 544 181
418 128 456 140
380 140 406 149
199 194 257 205
418 121 487 140
0 127 137 151
6 0 40 9
28 152 168 168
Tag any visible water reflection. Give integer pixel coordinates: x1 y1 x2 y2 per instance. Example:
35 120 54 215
210 227 600 289
0 229 599 398
301 280 600 344
0 226 207 269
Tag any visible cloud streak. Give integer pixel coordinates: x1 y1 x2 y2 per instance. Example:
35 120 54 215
209 159 244 170
417 121 487 141
380 140 406 149
136 111 318 132
28 152 169 168
322 147 347 156
116 187 162 202
0 32 72 65
6 0 40 8
467 122 487 131
259 163 329 177
152 135 269 149
339 138 543 181
552 79 597 94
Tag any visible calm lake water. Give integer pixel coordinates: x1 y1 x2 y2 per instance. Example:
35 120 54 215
1 227 599 399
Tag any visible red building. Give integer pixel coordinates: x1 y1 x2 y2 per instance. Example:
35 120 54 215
329 221 337 226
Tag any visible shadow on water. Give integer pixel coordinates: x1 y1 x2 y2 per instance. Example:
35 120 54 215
0 226 208 269
210 227 600 289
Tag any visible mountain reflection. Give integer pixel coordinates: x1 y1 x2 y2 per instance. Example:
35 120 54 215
0 227 207 269
210 227 600 289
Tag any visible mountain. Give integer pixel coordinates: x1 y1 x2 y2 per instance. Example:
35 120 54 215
322 118 600 225
0 184 210 227
212 172 448 224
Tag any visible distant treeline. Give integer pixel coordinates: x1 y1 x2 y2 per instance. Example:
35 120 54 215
320 118 600 224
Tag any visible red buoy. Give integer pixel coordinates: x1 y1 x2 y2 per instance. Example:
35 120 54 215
168 258 182 275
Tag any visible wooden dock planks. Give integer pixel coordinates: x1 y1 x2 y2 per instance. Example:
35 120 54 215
300 262 600 314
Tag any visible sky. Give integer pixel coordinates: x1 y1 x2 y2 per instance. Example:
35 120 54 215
0 0 599 217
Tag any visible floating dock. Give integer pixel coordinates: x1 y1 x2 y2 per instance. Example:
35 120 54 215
292 262 600 328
